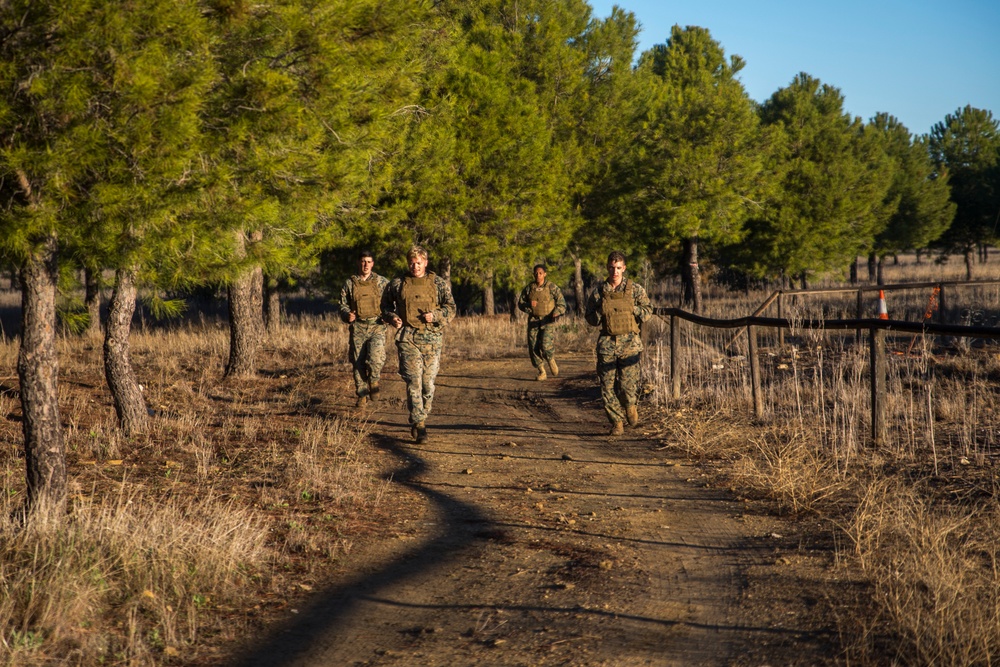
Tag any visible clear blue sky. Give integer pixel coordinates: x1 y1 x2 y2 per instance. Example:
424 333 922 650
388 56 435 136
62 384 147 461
587 0 1000 136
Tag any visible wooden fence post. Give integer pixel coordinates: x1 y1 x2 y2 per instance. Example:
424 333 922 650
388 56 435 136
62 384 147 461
747 325 763 418
869 326 887 445
777 293 784 348
855 288 863 344
670 314 681 400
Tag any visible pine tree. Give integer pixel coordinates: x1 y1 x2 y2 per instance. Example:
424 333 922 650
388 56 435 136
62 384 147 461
628 25 765 312
871 113 955 271
929 105 1000 279
742 73 893 283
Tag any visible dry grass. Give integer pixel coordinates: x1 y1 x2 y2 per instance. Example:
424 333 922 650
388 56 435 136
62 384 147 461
0 310 384 665
0 493 267 665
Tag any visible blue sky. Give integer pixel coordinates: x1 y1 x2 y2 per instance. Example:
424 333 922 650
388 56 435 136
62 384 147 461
586 0 1000 136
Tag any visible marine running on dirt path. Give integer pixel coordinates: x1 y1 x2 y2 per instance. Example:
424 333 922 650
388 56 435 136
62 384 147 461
381 245 456 444
585 251 653 436
516 264 568 382
339 251 390 409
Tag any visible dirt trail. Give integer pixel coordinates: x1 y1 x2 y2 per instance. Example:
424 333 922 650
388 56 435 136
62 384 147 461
236 354 824 666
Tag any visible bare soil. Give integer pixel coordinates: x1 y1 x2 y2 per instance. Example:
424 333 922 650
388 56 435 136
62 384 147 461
233 353 851 667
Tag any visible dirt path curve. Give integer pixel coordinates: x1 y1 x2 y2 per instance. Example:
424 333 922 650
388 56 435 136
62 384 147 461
238 354 768 666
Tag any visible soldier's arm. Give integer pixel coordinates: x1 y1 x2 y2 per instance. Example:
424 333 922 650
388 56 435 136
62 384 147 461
516 285 530 313
551 283 568 318
381 280 402 325
584 288 602 327
339 281 353 322
434 277 457 324
633 284 653 323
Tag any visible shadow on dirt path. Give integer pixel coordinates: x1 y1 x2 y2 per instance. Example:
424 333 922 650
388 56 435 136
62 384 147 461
235 355 834 666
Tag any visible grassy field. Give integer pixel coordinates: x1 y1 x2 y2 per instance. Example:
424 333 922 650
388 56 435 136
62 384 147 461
1 253 1000 665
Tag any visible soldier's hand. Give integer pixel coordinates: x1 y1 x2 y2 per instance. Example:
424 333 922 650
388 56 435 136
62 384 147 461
347 311 357 323
421 311 434 323
530 300 538 308
390 314 402 327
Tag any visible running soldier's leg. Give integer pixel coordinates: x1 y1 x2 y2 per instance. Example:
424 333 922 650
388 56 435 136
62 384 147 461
396 337 425 425
526 320 544 368
596 335 626 424
538 322 556 363
366 325 387 387
617 333 644 408
414 333 442 420
348 326 367 397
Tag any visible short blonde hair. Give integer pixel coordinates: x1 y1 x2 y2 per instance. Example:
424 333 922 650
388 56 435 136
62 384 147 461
407 245 428 261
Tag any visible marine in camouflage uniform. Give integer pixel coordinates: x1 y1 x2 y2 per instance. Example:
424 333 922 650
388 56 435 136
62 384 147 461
381 245 456 443
516 264 567 381
585 251 652 436
339 251 390 408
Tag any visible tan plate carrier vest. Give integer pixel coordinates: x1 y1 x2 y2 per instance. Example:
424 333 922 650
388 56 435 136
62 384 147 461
401 273 438 330
602 281 639 336
353 277 381 320
529 283 555 318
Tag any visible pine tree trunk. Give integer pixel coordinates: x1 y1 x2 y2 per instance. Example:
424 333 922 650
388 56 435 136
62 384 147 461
849 257 858 285
799 271 808 290
508 290 519 323
571 253 585 316
965 247 974 281
915 249 923 265
876 256 885 286
482 276 495 316
18 237 66 514
104 268 148 436
682 237 702 314
867 253 877 282
263 275 280 336
85 267 102 336
439 256 452 281
225 231 264 378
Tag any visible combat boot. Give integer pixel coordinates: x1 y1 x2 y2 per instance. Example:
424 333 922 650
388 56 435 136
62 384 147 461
369 382 380 401
608 421 624 436
626 405 639 427
548 357 559 377
415 422 427 444
536 366 547 381
355 395 368 409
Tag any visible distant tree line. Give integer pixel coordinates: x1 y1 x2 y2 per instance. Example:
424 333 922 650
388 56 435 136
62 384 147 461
1 0 998 511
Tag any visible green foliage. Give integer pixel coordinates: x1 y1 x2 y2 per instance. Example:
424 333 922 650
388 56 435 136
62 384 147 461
871 113 955 256
739 73 893 280
929 105 1000 251
626 25 766 258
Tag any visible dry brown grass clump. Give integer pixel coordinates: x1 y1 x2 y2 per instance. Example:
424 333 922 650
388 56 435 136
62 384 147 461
0 493 267 665
847 481 1000 666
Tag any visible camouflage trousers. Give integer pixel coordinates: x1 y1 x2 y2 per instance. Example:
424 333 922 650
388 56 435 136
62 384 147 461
595 333 643 425
349 320 387 397
396 328 443 425
526 318 557 368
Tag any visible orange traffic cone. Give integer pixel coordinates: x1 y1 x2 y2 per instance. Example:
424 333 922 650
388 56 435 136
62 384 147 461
877 290 888 320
